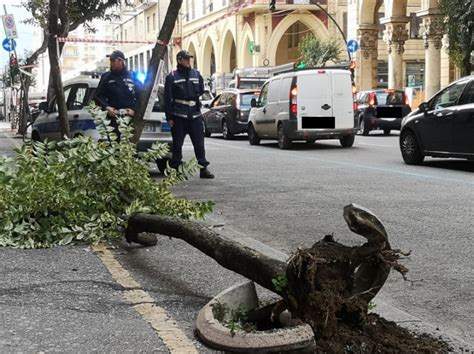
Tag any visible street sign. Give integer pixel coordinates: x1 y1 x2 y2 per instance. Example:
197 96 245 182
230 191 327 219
2 38 16 52
347 40 359 53
2 14 18 39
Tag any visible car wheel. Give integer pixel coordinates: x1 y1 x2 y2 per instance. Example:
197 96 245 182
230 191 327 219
340 134 355 148
156 158 169 174
383 129 391 136
277 123 292 150
248 123 260 145
222 120 234 140
31 131 41 142
400 130 424 165
204 123 211 138
359 118 369 136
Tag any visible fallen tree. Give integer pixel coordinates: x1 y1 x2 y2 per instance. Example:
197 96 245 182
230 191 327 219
125 204 449 351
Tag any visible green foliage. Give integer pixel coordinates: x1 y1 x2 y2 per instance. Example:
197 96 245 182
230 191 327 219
298 35 342 68
211 301 249 336
272 275 288 292
0 105 213 248
439 0 474 74
211 301 229 322
368 301 377 311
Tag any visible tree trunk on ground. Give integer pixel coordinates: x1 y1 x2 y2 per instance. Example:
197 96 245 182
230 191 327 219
131 0 183 143
47 0 70 139
126 204 408 336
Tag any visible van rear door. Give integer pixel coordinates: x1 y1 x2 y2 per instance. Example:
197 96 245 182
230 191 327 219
297 71 334 130
297 70 354 130
331 71 355 129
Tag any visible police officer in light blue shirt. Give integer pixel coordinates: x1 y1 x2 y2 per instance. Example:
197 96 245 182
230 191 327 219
164 50 214 179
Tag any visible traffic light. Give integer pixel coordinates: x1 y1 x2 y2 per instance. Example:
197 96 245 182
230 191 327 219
10 54 18 67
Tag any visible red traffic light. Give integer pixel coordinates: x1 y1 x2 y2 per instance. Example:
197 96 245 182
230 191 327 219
10 55 18 66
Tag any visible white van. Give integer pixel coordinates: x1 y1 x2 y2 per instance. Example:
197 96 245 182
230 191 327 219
248 69 357 149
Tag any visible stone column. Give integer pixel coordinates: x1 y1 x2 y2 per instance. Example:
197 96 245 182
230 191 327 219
357 26 378 90
419 14 443 99
382 19 409 90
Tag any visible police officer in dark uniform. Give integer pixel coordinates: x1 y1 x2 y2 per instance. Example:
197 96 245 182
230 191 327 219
164 50 214 179
94 50 141 140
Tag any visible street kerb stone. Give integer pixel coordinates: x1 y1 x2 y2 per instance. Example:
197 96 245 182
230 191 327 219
196 280 316 352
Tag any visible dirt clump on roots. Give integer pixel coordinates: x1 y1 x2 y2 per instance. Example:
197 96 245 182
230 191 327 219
282 236 450 353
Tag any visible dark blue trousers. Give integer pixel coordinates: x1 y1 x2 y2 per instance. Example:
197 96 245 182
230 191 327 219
170 116 209 168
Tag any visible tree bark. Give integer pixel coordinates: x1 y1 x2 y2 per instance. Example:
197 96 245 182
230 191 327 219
131 0 183 143
125 204 406 336
126 214 287 293
47 0 70 139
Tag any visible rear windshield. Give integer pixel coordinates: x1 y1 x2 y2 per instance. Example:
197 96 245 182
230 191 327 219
239 79 267 90
240 93 258 108
375 91 405 105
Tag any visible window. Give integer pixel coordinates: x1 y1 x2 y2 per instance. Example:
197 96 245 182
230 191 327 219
430 81 469 110
134 55 139 70
409 13 421 39
377 13 384 39
153 14 156 31
219 93 233 106
147 16 150 32
140 53 145 72
222 0 226 6
129 57 133 70
406 62 424 88
203 0 207 14
458 81 474 105
377 62 388 89
240 93 258 108
147 50 151 65
259 83 269 106
191 0 195 19
69 85 88 110
288 23 300 48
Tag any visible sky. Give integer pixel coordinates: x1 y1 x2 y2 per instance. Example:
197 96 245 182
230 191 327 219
1 0 34 68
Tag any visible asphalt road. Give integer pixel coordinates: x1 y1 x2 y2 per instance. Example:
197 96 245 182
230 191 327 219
114 131 474 349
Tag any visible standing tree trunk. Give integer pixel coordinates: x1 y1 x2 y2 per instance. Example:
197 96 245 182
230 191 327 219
47 0 70 139
131 0 183 143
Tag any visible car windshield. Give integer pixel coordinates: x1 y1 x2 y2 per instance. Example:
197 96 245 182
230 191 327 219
375 91 405 105
240 93 258 108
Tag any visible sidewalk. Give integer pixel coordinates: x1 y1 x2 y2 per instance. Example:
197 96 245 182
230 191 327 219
0 132 174 352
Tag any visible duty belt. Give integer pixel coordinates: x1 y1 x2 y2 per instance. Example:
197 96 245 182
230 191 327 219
175 99 197 107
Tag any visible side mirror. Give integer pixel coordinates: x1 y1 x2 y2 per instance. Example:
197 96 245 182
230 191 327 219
418 102 428 112
250 98 257 108
38 101 48 112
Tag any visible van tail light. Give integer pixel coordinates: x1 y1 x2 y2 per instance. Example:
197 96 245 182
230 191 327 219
290 86 298 114
368 93 376 107
353 101 358 112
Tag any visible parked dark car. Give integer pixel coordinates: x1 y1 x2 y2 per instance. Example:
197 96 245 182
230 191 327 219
400 75 474 165
355 89 412 135
203 89 259 139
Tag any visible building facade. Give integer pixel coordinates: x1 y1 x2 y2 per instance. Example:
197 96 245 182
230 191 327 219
174 0 462 101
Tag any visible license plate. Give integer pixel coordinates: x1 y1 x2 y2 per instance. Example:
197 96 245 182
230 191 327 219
302 116 335 129
143 123 156 132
